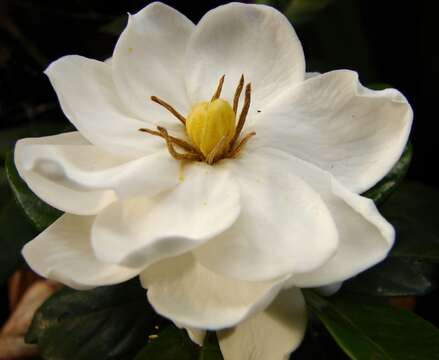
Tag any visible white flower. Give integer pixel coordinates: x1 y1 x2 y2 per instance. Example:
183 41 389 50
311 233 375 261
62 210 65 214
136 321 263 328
15 2 412 359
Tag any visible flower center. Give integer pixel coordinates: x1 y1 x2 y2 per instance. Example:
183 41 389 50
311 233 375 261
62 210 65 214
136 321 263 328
139 75 255 165
186 99 236 158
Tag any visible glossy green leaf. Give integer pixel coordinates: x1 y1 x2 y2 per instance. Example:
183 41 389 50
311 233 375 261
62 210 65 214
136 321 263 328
382 182 439 262
134 329 224 360
345 181 439 296
0 199 37 283
305 290 439 360
134 326 199 360
5 151 62 231
363 144 412 205
343 258 437 296
26 279 163 360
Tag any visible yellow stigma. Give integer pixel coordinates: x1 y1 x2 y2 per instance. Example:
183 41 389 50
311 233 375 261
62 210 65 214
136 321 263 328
186 99 236 157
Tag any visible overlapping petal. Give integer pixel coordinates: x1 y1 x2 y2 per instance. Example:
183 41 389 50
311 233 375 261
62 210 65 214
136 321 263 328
15 132 179 215
91 162 240 268
218 288 307 360
140 252 287 329
22 214 142 290
195 149 394 284
113 2 194 129
45 55 164 156
250 70 413 193
194 152 339 282
185 2 305 112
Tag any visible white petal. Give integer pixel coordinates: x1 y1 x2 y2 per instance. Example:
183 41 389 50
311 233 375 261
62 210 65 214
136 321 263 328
185 3 305 110
22 214 142 290
140 253 287 329
112 2 194 129
251 70 413 193
263 149 395 287
15 132 179 215
186 329 206 347
315 282 343 296
92 162 240 268
290 174 394 287
45 55 163 157
194 153 339 282
218 288 307 360
172 322 206 346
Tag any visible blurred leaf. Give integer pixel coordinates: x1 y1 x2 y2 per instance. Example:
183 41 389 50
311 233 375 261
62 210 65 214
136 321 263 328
134 326 198 360
383 182 439 262
134 329 223 360
26 279 162 360
284 0 332 24
368 83 393 90
345 181 439 296
5 151 62 232
0 199 37 283
0 118 69 160
100 15 127 36
255 0 332 24
363 143 412 205
199 332 223 360
305 290 439 360
343 258 437 296
0 167 10 203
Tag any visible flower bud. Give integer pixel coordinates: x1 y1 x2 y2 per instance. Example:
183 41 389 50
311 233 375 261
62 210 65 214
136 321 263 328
186 99 236 157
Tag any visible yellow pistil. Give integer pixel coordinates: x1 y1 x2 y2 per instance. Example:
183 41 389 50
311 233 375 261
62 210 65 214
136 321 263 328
139 74 255 165
186 99 236 158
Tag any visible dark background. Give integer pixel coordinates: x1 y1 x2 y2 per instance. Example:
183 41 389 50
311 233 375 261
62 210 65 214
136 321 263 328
1 0 437 336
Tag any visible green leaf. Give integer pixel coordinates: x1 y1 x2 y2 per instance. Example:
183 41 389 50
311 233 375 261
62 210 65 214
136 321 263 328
345 181 439 296
134 328 224 360
343 258 437 296
363 144 412 205
0 120 69 160
382 182 439 262
134 326 199 360
305 290 439 360
0 199 37 283
100 16 128 36
0 167 10 202
199 332 223 360
255 0 333 24
5 151 62 231
26 279 163 360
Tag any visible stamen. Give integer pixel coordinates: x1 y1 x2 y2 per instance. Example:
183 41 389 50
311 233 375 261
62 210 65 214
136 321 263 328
230 83 251 148
227 132 256 159
211 74 226 102
206 135 228 165
139 128 201 154
233 74 244 114
157 127 203 161
150 96 186 125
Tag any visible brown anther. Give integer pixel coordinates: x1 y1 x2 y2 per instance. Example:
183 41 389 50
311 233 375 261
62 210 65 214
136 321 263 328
227 131 256 159
206 135 228 165
233 74 244 114
211 74 226 102
139 128 200 154
229 83 251 149
157 127 203 161
150 96 186 125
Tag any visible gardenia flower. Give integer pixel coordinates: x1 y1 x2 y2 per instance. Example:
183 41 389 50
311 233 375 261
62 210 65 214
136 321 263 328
15 2 412 359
